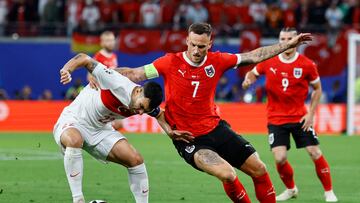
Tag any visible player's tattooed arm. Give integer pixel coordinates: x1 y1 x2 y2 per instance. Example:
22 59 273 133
239 33 312 66
60 53 99 84
114 67 147 83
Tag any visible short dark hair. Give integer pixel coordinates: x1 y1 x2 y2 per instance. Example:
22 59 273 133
143 81 163 110
188 23 212 37
280 27 298 34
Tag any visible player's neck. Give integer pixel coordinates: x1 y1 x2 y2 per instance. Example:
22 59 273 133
281 51 296 60
100 49 113 57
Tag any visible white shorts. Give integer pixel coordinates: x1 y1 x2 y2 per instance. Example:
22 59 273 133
53 113 125 163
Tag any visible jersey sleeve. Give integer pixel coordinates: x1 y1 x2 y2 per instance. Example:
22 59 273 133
92 62 138 90
308 61 320 84
219 52 242 70
253 62 265 76
152 54 173 76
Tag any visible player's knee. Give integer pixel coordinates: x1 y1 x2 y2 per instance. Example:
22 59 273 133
127 152 144 167
61 131 83 148
218 167 237 182
307 147 322 160
274 154 288 165
251 161 267 177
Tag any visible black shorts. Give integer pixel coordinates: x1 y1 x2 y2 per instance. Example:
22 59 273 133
173 120 256 171
267 122 319 150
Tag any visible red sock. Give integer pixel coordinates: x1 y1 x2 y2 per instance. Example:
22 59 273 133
276 161 295 189
223 176 251 203
252 173 276 203
314 155 332 191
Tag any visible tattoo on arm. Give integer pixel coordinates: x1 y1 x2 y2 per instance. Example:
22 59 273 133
240 42 290 66
196 149 224 166
86 59 98 73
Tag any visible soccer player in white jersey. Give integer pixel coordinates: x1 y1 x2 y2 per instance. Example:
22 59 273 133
55 53 192 203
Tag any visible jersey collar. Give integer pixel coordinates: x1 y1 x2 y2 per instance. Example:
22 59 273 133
182 51 207 67
278 52 299 64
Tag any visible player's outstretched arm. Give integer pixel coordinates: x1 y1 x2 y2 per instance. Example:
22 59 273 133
156 109 194 143
114 67 147 83
60 53 99 84
239 33 312 66
242 71 258 90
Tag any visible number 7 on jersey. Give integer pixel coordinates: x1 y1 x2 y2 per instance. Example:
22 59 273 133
191 81 200 98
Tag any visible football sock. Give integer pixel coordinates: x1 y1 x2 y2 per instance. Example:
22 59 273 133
276 161 295 189
252 173 276 203
222 176 251 203
64 147 84 202
127 163 149 203
314 155 332 191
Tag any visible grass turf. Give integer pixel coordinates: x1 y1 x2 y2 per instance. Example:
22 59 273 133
0 132 359 203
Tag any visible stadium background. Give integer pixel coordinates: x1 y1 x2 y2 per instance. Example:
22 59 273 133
0 0 359 202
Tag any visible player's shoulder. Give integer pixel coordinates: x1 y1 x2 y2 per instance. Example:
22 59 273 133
297 54 316 66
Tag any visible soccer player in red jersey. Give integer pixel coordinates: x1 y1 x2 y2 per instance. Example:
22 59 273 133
88 31 123 130
242 27 338 202
111 23 311 203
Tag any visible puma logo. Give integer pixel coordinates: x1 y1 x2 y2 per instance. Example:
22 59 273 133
70 172 80 177
178 69 186 77
142 189 149 194
237 190 246 199
270 67 277 74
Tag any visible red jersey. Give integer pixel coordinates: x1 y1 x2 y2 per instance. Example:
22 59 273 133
93 51 118 69
152 51 241 137
254 53 320 125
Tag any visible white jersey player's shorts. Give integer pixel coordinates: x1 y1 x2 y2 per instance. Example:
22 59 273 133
53 112 125 163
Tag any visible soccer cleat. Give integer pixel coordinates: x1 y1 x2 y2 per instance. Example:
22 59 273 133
324 190 338 202
276 186 298 201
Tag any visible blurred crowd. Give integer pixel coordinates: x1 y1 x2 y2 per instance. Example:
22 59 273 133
0 0 359 37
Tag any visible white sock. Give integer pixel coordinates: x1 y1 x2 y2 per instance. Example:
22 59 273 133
127 163 149 203
64 147 84 203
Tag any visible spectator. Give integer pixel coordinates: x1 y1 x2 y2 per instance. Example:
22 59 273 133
38 89 53 100
0 88 8 100
117 0 141 24
98 0 117 25
186 0 208 25
249 0 268 26
215 76 232 101
295 0 309 28
140 0 161 28
80 0 100 32
265 3 283 30
160 0 178 26
66 0 83 36
65 78 84 100
282 0 297 28
325 0 343 46
308 0 328 29
0 0 8 36
41 0 62 35
16 85 33 100
173 0 189 30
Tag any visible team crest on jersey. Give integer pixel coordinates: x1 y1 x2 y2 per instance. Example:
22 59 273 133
293 68 302 79
204 65 215 78
185 145 195 153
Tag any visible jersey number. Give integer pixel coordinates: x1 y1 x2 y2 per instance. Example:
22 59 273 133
191 81 200 98
282 78 289 91
98 114 116 124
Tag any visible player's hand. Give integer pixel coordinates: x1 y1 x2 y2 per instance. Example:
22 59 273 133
60 69 72 85
169 130 195 143
87 73 100 90
242 78 252 90
300 113 314 132
288 33 312 48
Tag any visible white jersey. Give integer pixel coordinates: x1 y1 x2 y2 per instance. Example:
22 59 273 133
61 63 139 130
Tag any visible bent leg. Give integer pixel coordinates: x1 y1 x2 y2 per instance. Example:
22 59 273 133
240 153 276 203
60 128 85 203
194 149 251 203
107 139 148 203
272 146 296 189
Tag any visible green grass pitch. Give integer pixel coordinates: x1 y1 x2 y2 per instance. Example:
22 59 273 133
0 132 359 203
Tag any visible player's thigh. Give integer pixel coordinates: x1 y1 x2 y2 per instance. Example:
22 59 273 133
291 123 319 149
53 116 85 149
107 138 144 167
194 149 236 181
239 153 267 177
268 124 291 150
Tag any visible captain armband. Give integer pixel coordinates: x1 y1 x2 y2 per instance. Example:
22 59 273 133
147 107 161 118
144 64 159 79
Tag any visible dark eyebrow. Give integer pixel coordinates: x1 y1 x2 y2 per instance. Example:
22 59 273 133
191 42 206 48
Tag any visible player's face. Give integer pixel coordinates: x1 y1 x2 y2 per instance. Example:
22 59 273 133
129 88 151 115
101 34 116 52
186 32 212 64
279 31 297 54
